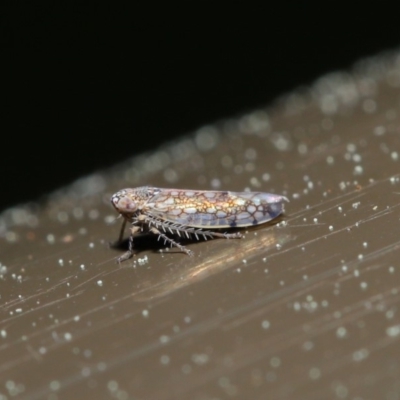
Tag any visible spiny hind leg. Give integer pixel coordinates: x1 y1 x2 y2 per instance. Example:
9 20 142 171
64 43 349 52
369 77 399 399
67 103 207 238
141 214 242 241
208 231 243 239
117 225 141 263
149 227 194 256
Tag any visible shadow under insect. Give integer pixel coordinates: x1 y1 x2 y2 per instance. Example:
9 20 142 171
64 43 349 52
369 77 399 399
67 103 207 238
111 231 215 254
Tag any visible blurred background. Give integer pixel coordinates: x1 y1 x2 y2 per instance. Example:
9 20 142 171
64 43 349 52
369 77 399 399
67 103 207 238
3 3 400 210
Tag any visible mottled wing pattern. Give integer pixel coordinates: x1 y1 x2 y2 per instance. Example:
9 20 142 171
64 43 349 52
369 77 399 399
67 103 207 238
143 189 287 228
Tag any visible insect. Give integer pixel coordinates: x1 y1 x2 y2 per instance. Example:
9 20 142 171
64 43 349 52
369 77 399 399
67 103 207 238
111 186 288 262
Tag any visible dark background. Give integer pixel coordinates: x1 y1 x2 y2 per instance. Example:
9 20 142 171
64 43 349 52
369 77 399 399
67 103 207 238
2 3 400 212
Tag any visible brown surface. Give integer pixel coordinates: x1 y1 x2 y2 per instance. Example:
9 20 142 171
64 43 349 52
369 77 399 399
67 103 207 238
1 51 400 399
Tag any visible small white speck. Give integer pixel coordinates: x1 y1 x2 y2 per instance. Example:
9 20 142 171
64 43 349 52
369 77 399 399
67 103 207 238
362 98 376 113
373 125 385 135
210 178 221 189
270 357 281 368
326 155 334 165
97 280 103 287
309 367 321 380
191 353 210 365
58 259 64 267
302 341 314 351
164 168 178 183
49 380 61 391
360 282 368 290
107 380 119 391
142 310 149 318
357 254 364 260
333 383 349 398
333 311 342 318
64 332 72 341
391 151 399 161
1 329 7 338
353 348 369 361
57 211 69 223
386 324 400 337
261 173 271 182
97 362 107 371
328 225 334 231
338 206 342 212
346 143 356 153
83 349 92 358
0 263 7 275
386 310 395 319
261 320 270 330
104 213 116 225
88 209 99 220
72 207 84 219
298 143 308 154
159 335 170 344
336 327 347 338
221 155 233 168
160 355 170 365
47 234 55 244
250 176 261 187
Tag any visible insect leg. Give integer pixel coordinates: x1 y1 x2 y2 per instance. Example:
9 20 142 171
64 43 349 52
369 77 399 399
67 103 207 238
117 218 127 243
142 214 215 240
149 227 194 256
117 225 141 263
208 231 243 239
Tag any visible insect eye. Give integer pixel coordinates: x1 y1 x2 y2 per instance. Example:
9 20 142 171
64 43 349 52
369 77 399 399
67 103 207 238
111 193 137 213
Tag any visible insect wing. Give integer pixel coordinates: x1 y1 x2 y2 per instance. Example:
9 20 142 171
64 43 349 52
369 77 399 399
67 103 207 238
144 189 286 228
227 191 287 226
